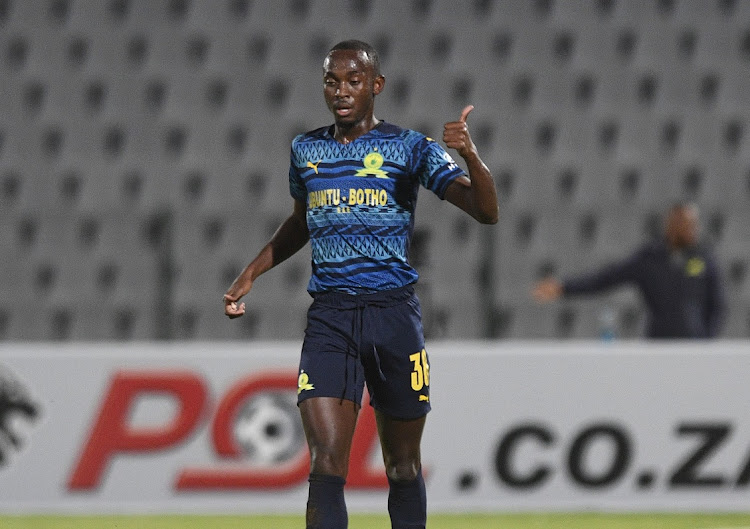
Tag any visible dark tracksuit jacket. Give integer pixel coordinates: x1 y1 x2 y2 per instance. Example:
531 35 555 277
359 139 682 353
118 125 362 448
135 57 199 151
563 240 726 339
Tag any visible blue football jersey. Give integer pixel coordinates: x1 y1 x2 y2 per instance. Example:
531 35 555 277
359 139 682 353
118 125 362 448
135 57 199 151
289 121 464 294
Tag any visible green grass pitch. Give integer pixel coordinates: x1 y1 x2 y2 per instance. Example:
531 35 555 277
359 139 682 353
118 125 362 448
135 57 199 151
2 514 750 529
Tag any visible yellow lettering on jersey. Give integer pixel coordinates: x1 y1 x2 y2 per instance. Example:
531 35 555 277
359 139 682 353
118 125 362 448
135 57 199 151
309 188 388 210
348 188 388 206
308 189 341 209
307 187 388 208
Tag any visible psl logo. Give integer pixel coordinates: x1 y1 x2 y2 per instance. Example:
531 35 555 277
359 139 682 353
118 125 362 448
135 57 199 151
355 150 389 178
69 370 391 490
0 366 41 466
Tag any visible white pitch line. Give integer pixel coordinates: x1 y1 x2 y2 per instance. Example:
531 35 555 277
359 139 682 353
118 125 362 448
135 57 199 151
699 526 750 529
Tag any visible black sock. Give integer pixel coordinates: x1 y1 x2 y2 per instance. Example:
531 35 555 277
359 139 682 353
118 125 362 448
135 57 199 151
387 469 426 529
306 473 347 529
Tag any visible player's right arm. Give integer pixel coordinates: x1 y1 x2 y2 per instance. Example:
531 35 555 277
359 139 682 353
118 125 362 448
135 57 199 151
223 198 309 318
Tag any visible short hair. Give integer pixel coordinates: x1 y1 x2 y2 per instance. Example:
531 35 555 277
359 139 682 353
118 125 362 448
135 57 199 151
327 40 381 76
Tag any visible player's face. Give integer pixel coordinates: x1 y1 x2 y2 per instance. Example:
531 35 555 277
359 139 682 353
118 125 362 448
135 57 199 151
666 206 699 249
322 49 383 126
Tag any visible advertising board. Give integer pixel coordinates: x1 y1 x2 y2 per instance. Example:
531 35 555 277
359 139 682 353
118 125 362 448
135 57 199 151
1 341 749 513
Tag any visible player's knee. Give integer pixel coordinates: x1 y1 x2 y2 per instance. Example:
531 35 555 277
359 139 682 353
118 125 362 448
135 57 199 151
385 459 420 483
309 446 349 478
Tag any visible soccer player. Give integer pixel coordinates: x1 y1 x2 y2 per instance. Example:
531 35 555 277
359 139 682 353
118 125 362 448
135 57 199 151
224 40 498 528
533 203 726 338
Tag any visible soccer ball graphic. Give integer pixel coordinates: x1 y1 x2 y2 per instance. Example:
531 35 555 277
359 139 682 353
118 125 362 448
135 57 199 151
232 390 305 464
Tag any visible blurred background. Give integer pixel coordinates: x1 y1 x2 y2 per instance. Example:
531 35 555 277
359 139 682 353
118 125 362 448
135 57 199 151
1 0 749 343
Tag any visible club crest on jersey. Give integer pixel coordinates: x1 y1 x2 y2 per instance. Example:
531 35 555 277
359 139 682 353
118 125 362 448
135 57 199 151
355 150 389 178
686 257 706 277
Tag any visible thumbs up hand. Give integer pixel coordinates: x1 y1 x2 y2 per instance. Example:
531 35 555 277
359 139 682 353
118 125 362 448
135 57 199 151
443 105 477 160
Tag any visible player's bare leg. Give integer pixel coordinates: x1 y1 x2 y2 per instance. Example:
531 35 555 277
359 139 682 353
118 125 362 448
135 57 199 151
376 411 427 529
300 397 360 529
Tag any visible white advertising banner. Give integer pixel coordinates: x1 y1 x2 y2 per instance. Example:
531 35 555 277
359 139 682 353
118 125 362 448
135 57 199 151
1 341 750 513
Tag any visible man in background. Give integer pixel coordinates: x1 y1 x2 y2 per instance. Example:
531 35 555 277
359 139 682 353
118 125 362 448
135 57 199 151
533 203 726 339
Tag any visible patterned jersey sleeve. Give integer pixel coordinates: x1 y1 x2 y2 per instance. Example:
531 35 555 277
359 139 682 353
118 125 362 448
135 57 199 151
412 135 465 199
288 137 306 201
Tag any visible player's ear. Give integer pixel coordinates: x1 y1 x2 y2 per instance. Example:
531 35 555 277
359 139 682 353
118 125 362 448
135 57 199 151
373 75 385 96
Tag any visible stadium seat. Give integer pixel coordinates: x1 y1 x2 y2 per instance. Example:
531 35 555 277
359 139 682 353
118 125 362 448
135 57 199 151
1 0 748 340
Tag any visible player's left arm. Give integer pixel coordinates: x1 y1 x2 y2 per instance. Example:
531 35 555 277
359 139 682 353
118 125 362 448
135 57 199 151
442 105 499 225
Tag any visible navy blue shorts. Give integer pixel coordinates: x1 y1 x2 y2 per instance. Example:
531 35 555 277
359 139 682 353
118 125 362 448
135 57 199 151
297 285 431 420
